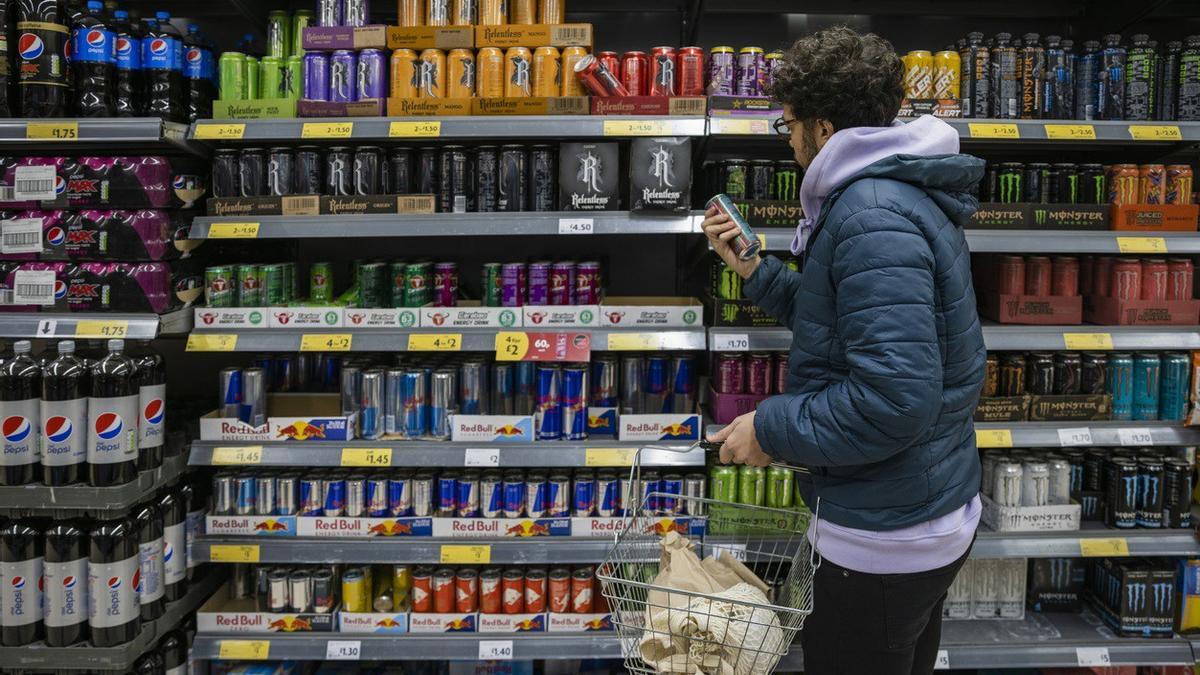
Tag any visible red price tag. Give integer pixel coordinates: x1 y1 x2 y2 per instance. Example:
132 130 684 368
495 332 591 362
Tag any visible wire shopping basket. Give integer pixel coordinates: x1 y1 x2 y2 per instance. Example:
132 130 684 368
596 442 816 675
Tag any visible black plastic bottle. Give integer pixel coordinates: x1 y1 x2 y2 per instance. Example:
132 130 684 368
0 518 43 646
0 340 40 485
143 11 183 122
111 8 142 116
70 0 115 115
131 340 164 469
41 340 89 486
157 490 186 601
180 480 199 579
15 0 68 116
88 516 139 646
159 629 187 675
88 339 138 487
133 501 164 621
43 519 88 646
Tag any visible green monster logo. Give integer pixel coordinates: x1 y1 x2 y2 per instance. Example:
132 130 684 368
721 304 740 323
1091 175 1106 205
1034 209 1047 226
726 167 746 199
771 169 799 201
998 172 1023 203
718 265 743 300
1066 175 1079 204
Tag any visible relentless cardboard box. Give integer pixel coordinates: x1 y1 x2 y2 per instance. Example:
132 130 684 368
474 24 593 48
302 25 389 50
386 98 472 116
1028 394 1111 421
1111 203 1200 232
629 138 691 213
297 99 386 117
973 395 1030 422
558 142 620 211
386 26 475 50
212 98 297 119
589 96 707 116
472 97 589 115
977 293 1084 325
1085 296 1200 326
967 203 1111 230
205 195 435 216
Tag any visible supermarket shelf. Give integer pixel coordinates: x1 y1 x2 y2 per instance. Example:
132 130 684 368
973 524 1200 559
190 116 709 142
187 327 708 352
193 537 629 565
0 308 193 340
708 326 1200 352
0 571 222 671
192 632 623 661
753 228 1200 255
190 212 702 239
974 420 1200 448
0 118 202 156
708 327 791 351
0 447 187 515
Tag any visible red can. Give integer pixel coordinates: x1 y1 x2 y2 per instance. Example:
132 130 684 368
524 568 548 613
1167 258 1194 300
1093 256 1115 297
1166 164 1194 205
433 567 456 613
573 54 629 97
649 46 677 96
1140 259 1169 300
570 567 594 613
597 51 621 79
621 51 648 96
1024 256 1052 296
677 46 705 96
1050 256 1079 297
1079 255 1094 296
998 254 1025 295
455 568 479 613
773 353 789 395
548 568 571 613
746 353 772 395
1139 164 1166 205
480 568 502 614
502 568 525 614
411 566 434 613
1111 259 1142 301
714 353 745 394
593 582 610 613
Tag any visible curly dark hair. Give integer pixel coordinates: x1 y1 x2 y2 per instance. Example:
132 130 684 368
767 27 904 130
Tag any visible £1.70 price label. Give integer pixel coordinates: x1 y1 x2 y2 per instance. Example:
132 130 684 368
1118 428 1154 446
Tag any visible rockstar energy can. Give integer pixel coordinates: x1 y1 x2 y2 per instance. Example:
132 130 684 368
418 49 447 98
390 49 419 98
477 47 505 97
561 47 588 96
933 50 961 99
903 50 933 98
447 48 476 98
505 46 533 97
533 46 561 97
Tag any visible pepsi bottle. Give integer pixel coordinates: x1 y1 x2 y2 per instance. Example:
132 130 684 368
88 516 139 646
0 518 43 646
16 0 67 116
133 650 164 674
88 339 138 487
157 490 185 601
111 9 141 116
41 340 88 486
133 501 164 621
0 0 14 117
183 24 213 122
159 628 187 675
43 519 87 647
143 11 183 123
0 340 40 486
179 480 197 579
131 340 164 470
71 0 113 115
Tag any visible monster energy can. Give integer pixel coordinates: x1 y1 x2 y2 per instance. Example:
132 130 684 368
710 465 738 502
1107 456 1138 528
997 162 1023 203
765 466 793 508
719 160 748 200
1079 164 1106 205
1135 455 1164 528
1023 163 1050 203
771 161 799 200
715 262 743 300
737 465 765 506
1049 163 1078 204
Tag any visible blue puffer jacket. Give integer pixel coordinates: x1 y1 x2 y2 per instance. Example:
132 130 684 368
744 152 987 531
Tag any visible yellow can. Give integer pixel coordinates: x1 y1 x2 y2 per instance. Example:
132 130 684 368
933 50 961 99
505 46 532 97
539 0 564 23
418 48 447 98
390 48 419 98
452 0 477 25
426 0 450 26
479 0 507 25
342 567 370 613
398 0 424 27
394 565 412 610
447 48 477 98
532 46 561 97
510 0 536 24
477 47 506 97
904 49 933 99
560 46 588 96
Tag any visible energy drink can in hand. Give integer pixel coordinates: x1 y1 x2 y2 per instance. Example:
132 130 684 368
706 194 760 261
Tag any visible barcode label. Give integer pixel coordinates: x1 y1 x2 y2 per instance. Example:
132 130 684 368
551 25 590 45
0 218 42 254
12 269 54 305
0 185 14 202
13 166 56 201
0 288 12 305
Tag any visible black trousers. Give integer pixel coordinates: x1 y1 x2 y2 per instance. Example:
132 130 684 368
798 546 972 675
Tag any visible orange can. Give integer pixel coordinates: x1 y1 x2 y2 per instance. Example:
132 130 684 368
539 0 564 23
1139 163 1166 205
477 47 505 97
479 0 507 24
399 0 424 27
532 46 561 97
480 568 502 614
505 46 533 97
390 49 419 98
524 569 547 613
411 566 433 613
510 0 535 23
502 568 525 614
570 567 593 613
452 0 477 24
418 49 447 98
1109 163 1140 205
548 568 570 613
426 0 450 26
447 48 476 97
1167 164 1194 205
455 569 479 613
432 567 455 613
560 46 587 96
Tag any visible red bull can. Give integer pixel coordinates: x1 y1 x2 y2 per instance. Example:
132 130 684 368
659 473 683 515
401 369 427 438
323 477 347 516
590 356 618 407
365 476 389 517
502 471 526 518
671 356 696 414
412 472 433 517
535 365 562 440
213 474 235 515
299 477 323 516
481 470 503 518
572 470 596 517
561 364 588 441
219 367 242 417
346 474 366 517
276 473 299 515
456 472 481 517
546 473 571 517
645 356 670 414
525 472 548 517
255 476 276 516
235 476 257 515
388 476 412 517
596 471 619 517
618 476 635 516
437 473 458 516
640 470 662 514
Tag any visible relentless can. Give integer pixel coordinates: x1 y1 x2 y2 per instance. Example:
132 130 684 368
505 46 532 97
706 194 760 260
447 48 475 98
477 47 505 97
532 46 560 98
678 46 705 96
573 55 628 97
357 49 387 100
330 50 358 102
390 48 418 98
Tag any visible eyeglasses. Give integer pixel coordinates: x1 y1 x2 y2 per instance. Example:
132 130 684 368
773 117 798 137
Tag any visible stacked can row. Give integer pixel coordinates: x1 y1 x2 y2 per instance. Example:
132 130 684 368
578 48 707 98
704 159 802 203
983 255 1194 300
978 161 1193 205
394 0 566 26
704 46 783 97
711 353 789 396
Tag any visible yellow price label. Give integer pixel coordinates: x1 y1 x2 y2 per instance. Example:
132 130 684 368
1044 124 1096 140
756 233 767 249
712 118 771 135
606 333 659 350
26 122 78 140
341 448 393 467
302 122 354 139
495 332 529 361
207 222 260 239
603 119 674 136
300 334 352 352
186 334 238 352
75 320 128 339
440 545 491 564
194 123 246 140
408 334 462 351
389 121 442 138
1063 333 1114 350
1116 236 1168 254
585 448 637 467
1128 125 1182 141
968 123 1020 139
211 446 263 465
1080 537 1130 557
210 544 260 563
975 429 1013 448
219 640 270 660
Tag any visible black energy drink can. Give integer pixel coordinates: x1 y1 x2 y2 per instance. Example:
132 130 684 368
961 32 990 117
1106 456 1138 529
294 146 325 195
475 146 498 212
388 147 414 194
531 145 556 212
267 147 295 197
498 145 528 212
325 146 353 196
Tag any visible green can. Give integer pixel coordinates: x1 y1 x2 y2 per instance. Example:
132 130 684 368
259 56 285 99
794 479 806 509
765 466 794 509
389 262 408 308
284 55 304 100
715 262 743 300
267 10 291 59
710 465 739 503
283 262 299 302
219 51 247 100
358 262 388 308
261 264 288 306
245 56 260 99
482 262 503 307
404 262 432 307
205 266 235 308
236 264 262 307
771 165 800 201
737 465 766 506
310 262 333 304
292 10 314 58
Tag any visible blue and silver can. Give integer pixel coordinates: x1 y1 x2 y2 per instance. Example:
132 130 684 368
430 369 456 440
644 356 670 414
502 471 525 518
1132 352 1161 421
255 475 276 516
402 368 428 438
323 476 347 516
591 356 618 407
456 472 481 517
276 473 299 516
671 355 696 414
360 369 384 440
345 474 366 517
535 365 562 440
596 471 619 517
460 360 487 414
546 473 570 517
480 470 503 518
561 364 588 441
388 475 412 516
572 470 596 517
365 475 389 517
219 367 242 418
437 472 458 516
526 472 548 517
1107 352 1134 420
514 362 536 415
213 473 235 515
659 473 683 515
299 476 323 516
235 476 257 515
1159 352 1190 421
384 368 404 435
491 363 515 415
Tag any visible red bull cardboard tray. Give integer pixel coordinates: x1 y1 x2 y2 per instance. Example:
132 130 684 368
479 613 548 633
198 583 337 632
338 612 410 633
432 518 571 537
296 517 433 537
549 612 615 632
199 393 352 442
409 612 478 633
451 416 535 442
206 515 298 536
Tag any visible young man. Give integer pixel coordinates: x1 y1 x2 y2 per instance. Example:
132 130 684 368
702 27 986 675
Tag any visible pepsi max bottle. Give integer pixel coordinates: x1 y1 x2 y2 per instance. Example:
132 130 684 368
71 0 114 115
0 518 43 646
131 341 164 470
160 629 186 675
143 11 183 123
133 501 164 621
16 0 68 116
88 339 138 487
43 519 87 647
0 0 13 116
88 516 139 647
111 9 141 116
183 24 213 122
41 340 88 486
179 480 198 579
157 490 185 601
0 340 40 486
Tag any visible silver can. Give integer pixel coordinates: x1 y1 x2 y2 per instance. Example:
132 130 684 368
384 368 404 435
212 473 235 515
276 473 299 515
288 570 312 613
341 365 362 435
991 461 1023 507
267 569 289 612
242 367 267 427
979 451 1008 498
359 370 384 441
684 473 707 517
345 474 366 517
255 475 276 516
411 471 434 517
1020 460 1050 507
1046 455 1072 505
430 369 457 440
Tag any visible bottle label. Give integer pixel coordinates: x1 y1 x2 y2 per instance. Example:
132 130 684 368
115 34 140 71
162 522 185 585
0 557 43 626
172 39 183 72
185 509 203 569
184 46 204 79
41 397 87 467
1 397 41 466
88 554 138 628
138 383 165 449
137 536 164 603
43 557 87 628
166 667 185 675
143 35 178 71
71 26 114 64
87 394 138 465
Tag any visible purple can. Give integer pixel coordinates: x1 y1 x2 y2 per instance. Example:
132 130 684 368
747 353 771 396
500 262 525 307
303 52 330 101
774 353 789 395
318 0 342 26
714 353 745 394
330 50 358 103
549 262 575 306
574 261 601 305
433 262 458 307
527 261 551 306
735 47 763 96
764 51 783 92
707 47 735 96
356 48 387 100
342 0 370 26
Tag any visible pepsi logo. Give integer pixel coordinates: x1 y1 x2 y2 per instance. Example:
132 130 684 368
46 226 65 246
143 399 164 425
2 416 31 444
186 48 202 64
94 412 124 440
45 416 73 443
172 175 187 189
54 175 66 195
107 576 121 590
131 569 140 591
116 37 132 56
163 541 173 562
86 29 107 48
9 576 25 590
62 575 77 589
53 279 66 300
19 34 43 60
149 38 169 56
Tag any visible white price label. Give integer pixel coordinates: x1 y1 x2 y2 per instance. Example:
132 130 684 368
13 165 57 201
1118 428 1154 447
478 640 514 660
1076 647 1110 666
35 319 57 336
934 650 950 670
13 269 55 305
465 448 500 467
1 218 42 254
1057 427 1093 447
558 218 594 235
712 544 748 561
325 640 361 660
713 333 750 351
